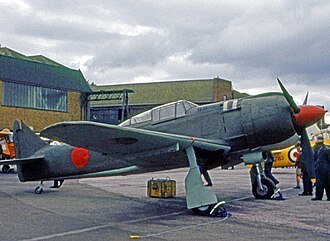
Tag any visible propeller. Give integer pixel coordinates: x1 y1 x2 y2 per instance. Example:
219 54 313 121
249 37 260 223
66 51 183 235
277 78 300 114
277 78 326 180
303 92 309 105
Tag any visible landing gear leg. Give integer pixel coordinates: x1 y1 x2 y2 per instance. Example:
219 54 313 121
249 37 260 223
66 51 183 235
185 147 224 216
35 181 44 194
255 163 264 192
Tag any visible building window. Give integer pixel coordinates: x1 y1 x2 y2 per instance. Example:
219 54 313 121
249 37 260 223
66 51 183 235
2 81 67 112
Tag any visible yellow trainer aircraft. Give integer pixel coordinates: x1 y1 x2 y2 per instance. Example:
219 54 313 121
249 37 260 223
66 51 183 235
272 126 330 168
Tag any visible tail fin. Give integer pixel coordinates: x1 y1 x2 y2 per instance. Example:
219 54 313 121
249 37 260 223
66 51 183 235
13 120 47 158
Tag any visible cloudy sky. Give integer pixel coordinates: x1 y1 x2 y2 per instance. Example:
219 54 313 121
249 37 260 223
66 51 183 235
1 0 330 121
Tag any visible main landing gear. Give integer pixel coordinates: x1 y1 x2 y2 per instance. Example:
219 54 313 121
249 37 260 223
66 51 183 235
35 180 65 194
184 147 228 217
250 163 275 199
243 152 276 199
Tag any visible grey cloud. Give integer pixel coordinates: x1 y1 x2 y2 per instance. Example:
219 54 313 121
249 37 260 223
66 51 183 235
87 32 173 70
187 2 330 85
1 0 330 114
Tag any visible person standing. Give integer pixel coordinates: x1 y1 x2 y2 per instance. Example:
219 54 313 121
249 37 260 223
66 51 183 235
294 142 302 189
199 162 213 187
312 135 330 201
0 144 2 160
264 151 279 186
298 142 313 196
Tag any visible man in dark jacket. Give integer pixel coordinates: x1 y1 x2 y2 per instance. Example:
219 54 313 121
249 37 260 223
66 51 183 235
264 151 279 186
297 142 313 196
312 135 330 201
199 162 213 187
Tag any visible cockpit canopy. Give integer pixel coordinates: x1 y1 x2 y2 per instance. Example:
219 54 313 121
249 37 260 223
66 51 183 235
119 100 198 127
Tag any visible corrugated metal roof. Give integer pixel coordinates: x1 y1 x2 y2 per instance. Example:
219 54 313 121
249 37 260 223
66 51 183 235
0 48 91 93
27 55 64 67
0 47 29 61
0 47 63 66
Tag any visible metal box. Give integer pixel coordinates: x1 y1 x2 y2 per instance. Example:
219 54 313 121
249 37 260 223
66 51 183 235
147 177 176 198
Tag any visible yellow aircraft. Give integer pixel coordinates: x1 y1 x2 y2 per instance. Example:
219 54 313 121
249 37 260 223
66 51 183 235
272 127 330 168
272 146 299 168
0 128 15 173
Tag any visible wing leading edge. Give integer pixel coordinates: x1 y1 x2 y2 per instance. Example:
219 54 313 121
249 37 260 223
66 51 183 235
41 121 231 155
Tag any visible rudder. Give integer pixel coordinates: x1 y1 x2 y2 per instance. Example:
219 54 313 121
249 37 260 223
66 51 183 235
13 120 47 158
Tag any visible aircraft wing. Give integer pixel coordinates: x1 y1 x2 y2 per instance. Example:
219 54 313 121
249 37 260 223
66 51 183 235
41 121 230 155
271 150 284 154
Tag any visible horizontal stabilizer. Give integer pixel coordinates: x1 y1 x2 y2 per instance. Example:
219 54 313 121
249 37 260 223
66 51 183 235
0 156 44 166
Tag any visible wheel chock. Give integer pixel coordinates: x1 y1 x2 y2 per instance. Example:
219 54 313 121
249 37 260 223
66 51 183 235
209 201 231 217
271 188 286 200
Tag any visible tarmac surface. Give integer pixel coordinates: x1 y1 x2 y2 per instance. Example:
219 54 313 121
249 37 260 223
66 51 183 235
0 164 329 241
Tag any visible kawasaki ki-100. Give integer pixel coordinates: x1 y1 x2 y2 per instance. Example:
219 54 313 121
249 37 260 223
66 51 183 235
1 79 326 216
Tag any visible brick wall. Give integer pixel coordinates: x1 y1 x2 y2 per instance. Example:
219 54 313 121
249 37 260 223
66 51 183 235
91 78 234 107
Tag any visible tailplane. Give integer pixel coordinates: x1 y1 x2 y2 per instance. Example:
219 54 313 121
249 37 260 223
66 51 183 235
13 120 47 158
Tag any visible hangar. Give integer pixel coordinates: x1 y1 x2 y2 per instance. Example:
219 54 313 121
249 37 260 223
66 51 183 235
0 47 91 131
90 77 249 124
0 47 249 129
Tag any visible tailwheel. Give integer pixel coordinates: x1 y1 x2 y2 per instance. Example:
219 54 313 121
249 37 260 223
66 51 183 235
252 177 275 199
35 181 44 194
35 186 43 194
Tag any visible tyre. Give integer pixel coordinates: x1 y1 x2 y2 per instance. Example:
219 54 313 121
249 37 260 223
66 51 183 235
252 177 275 199
35 186 43 194
2 165 10 173
192 204 214 216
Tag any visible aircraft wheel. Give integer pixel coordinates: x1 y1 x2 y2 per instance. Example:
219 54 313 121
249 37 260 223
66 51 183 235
35 186 43 194
192 204 214 216
2 165 10 173
252 177 275 199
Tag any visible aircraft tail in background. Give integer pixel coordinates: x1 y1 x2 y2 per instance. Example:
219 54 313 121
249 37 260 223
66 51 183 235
13 120 47 159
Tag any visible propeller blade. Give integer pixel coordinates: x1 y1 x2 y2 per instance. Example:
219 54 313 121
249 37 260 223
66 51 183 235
277 78 300 114
300 128 315 179
303 92 309 105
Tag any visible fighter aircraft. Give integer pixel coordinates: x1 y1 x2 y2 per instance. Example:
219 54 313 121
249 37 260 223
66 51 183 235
0 79 326 216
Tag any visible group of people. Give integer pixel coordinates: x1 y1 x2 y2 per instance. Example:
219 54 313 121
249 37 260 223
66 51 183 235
295 135 330 201
200 134 330 201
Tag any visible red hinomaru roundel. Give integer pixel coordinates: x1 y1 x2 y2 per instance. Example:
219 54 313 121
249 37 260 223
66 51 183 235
71 147 89 168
